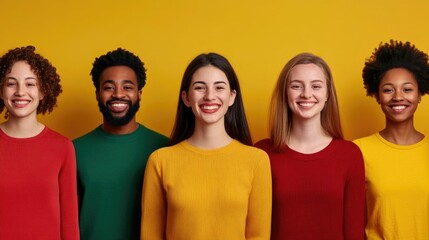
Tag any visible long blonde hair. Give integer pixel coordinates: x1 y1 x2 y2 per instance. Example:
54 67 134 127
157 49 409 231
269 53 343 151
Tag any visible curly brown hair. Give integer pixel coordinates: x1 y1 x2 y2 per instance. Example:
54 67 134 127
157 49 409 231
0 46 62 116
362 40 429 98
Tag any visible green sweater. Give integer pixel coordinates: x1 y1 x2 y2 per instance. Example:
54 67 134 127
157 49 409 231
73 124 169 240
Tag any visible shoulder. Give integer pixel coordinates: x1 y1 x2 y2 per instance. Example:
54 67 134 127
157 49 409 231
331 138 362 155
232 141 270 164
44 127 72 145
253 138 272 151
352 133 378 148
72 126 100 144
137 124 169 142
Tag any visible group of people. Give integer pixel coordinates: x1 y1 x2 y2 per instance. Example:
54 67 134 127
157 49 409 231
0 40 428 240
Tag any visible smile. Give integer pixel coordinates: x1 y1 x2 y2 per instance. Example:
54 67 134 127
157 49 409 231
298 102 316 107
390 105 407 112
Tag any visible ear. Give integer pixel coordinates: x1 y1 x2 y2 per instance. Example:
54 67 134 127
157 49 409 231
36 87 44 101
181 90 190 107
138 89 142 101
228 89 237 107
96 90 100 101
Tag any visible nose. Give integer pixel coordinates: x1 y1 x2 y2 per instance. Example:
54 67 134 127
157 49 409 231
300 86 311 99
392 91 403 101
203 88 215 101
14 83 25 96
112 87 125 98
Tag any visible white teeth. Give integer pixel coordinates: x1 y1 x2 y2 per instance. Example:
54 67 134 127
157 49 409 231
299 102 315 107
14 101 29 105
392 105 406 110
201 105 219 110
111 103 127 107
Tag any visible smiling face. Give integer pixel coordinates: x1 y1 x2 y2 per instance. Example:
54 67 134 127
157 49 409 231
287 63 328 121
378 68 420 124
1 61 43 121
181 65 236 128
97 65 142 126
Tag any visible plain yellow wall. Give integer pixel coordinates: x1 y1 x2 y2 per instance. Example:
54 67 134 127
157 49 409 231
1 0 429 142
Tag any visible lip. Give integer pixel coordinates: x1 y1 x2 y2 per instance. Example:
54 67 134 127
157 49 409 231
200 104 220 113
107 100 130 113
11 99 31 108
389 104 408 113
297 101 317 108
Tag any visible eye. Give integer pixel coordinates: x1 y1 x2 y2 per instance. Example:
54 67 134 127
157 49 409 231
404 88 414 92
193 85 205 91
382 88 393 93
215 85 226 91
123 85 134 91
290 84 302 90
103 85 114 91
312 84 322 89
6 82 16 87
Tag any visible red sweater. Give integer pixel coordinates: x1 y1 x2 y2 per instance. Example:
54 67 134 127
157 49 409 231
255 138 364 240
0 127 79 240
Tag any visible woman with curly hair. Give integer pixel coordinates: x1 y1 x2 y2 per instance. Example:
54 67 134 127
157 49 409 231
354 40 429 239
0 46 79 240
255 53 365 239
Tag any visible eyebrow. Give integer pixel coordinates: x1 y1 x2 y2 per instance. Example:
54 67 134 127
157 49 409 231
381 82 416 87
102 79 135 85
289 79 324 83
6 76 37 81
192 81 227 85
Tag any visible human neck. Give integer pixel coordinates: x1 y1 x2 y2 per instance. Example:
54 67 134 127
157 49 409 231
287 116 332 154
102 119 139 135
0 116 44 138
380 119 424 145
186 122 233 150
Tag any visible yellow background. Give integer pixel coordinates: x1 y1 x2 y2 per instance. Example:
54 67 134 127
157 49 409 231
1 0 429 142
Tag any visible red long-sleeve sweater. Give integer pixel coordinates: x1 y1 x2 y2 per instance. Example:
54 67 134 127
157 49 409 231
255 138 365 240
0 127 79 240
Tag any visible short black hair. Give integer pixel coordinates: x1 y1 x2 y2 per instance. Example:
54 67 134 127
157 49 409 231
362 40 429 97
90 48 146 91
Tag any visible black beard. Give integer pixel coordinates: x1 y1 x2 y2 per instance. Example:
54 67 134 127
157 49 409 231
98 98 140 126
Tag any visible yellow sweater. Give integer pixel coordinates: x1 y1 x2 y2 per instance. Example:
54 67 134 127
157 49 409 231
354 133 429 240
141 140 272 240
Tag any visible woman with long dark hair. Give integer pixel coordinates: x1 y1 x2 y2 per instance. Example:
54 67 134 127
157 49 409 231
141 53 271 240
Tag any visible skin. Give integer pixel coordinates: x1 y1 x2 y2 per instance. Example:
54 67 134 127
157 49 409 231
0 61 45 138
287 63 328 123
181 65 236 149
377 68 424 145
97 65 142 134
286 63 332 154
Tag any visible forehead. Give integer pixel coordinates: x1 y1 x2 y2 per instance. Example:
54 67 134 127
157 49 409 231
191 65 229 85
100 65 137 84
380 68 417 85
7 61 37 76
289 63 326 82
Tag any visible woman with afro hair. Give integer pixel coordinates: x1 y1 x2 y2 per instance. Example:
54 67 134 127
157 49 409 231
354 40 429 239
0 46 79 240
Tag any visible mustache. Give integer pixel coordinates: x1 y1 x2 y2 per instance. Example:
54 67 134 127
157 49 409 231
106 98 132 105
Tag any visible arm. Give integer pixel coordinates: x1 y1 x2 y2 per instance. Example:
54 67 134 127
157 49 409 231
246 151 272 240
141 152 167 240
60 141 80 240
343 146 365 240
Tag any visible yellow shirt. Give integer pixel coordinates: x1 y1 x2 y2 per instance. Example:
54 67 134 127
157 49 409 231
354 133 429 240
141 140 272 240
